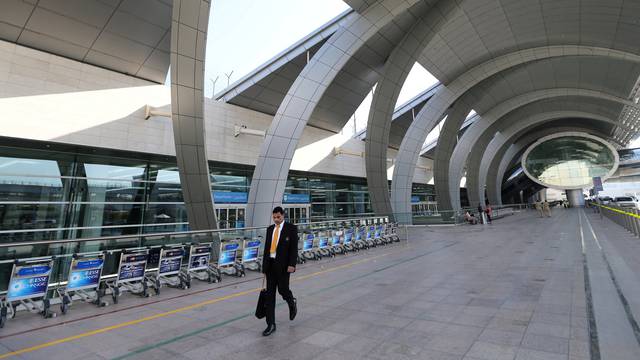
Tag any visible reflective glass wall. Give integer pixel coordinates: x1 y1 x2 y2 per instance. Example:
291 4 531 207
0 139 432 241
523 135 617 189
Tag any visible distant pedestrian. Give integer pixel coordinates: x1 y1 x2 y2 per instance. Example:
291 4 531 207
477 203 484 224
543 200 551 217
534 201 543 217
464 211 477 225
485 203 492 224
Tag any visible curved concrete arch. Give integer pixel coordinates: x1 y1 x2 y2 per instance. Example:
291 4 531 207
365 0 456 216
487 123 611 206
433 54 640 211
416 1 635 85
245 0 423 226
459 90 631 209
432 101 472 210
170 0 217 230
477 113 616 207
391 45 640 223
462 55 640 115
447 90 628 213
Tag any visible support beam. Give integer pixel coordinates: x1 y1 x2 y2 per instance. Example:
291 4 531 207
170 0 217 230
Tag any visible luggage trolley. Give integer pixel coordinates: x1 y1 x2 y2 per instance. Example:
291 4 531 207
242 238 262 272
183 243 220 287
331 230 345 255
372 222 385 246
57 252 107 315
107 248 150 304
386 219 400 242
301 233 318 261
354 225 368 250
365 224 378 248
149 245 188 295
296 232 306 264
378 223 393 244
343 227 357 252
1 256 56 326
215 240 245 277
317 231 333 258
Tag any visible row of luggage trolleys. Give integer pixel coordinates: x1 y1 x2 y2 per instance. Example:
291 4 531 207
0 220 400 329
0 238 262 328
298 221 401 263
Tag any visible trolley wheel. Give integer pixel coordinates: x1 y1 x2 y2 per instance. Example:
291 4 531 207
0 306 7 328
112 287 120 304
144 281 151 297
42 299 54 319
61 294 71 315
61 302 69 315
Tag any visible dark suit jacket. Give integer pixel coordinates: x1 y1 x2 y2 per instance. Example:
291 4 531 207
262 222 299 274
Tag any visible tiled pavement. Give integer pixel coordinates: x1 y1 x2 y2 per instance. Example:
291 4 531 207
1 208 639 359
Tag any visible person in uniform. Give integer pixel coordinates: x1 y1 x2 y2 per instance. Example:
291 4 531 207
261 206 299 336
542 200 552 217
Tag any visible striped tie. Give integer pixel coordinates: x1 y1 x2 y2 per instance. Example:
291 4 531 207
270 224 280 254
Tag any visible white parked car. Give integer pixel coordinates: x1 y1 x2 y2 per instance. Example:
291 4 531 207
612 196 640 210
598 196 613 205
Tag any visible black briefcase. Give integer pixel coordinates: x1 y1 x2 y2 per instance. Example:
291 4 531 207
255 289 267 319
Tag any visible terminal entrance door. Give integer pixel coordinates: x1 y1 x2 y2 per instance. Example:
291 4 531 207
215 205 246 229
412 201 438 216
284 204 310 224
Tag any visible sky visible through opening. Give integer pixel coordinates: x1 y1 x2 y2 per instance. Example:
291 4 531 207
205 0 440 134
189 1 640 149
205 0 349 97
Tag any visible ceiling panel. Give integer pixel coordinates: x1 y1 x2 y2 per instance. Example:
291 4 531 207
0 0 171 83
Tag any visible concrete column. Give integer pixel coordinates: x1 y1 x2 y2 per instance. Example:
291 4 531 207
170 0 217 230
537 189 547 201
566 189 585 207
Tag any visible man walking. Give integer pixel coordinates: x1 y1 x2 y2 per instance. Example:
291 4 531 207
261 206 298 336
534 200 543 217
543 200 552 218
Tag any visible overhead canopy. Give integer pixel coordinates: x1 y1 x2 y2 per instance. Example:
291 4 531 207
0 0 172 83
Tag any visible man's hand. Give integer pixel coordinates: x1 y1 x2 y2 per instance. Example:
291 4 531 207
287 266 296 273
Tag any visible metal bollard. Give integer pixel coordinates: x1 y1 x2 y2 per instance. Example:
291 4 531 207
623 209 631 231
634 210 640 237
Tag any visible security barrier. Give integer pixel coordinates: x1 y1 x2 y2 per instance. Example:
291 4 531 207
593 203 640 237
0 216 403 329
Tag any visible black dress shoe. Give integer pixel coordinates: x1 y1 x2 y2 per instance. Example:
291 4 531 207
289 298 297 321
262 324 276 336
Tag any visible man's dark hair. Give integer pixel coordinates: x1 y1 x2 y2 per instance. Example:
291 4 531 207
272 206 285 215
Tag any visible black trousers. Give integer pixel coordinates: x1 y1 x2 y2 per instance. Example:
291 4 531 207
264 257 294 325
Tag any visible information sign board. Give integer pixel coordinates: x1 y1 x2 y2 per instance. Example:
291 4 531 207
7 259 53 301
159 248 184 276
189 245 212 271
117 253 148 283
67 255 104 291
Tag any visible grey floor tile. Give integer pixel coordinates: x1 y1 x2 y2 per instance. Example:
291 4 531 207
477 328 524 347
515 348 568 360
465 341 518 360
301 330 347 347
521 333 568 354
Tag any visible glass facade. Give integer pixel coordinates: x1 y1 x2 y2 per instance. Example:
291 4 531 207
0 140 432 241
523 136 617 189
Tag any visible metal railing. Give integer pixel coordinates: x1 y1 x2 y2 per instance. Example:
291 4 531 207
0 215 396 293
591 202 640 237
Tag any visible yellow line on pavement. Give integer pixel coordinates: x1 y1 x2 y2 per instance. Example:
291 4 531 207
0 247 405 359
